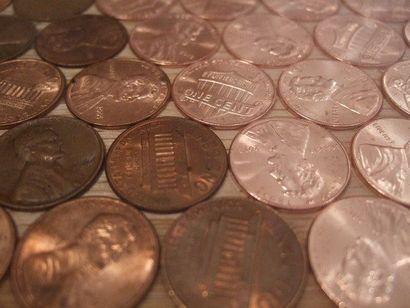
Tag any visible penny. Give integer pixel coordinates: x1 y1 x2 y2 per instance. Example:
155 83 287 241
162 198 307 308
279 60 382 129
0 59 65 128
230 118 351 210
0 0 10 12
309 197 410 308
106 117 227 213
405 21 410 45
36 15 128 68
352 118 410 206
223 14 313 67
11 196 159 308
130 14 220 67
383 61 410 116
0 117 105 211
315 15 405 67
0 207 15 280
173 59 275 129
343 0 410 22
66 59 171 128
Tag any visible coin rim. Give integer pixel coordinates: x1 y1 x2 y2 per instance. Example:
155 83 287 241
0 207 16 280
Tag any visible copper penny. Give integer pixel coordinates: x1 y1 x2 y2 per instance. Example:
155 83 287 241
223 14 313 68
130 14 220 67
173 59 275 129
66 59 170 128
230 118 351 210
0 207 15 280
383 61 410 116
309 197 410 308
343 0 410 22
352 118 410 206
36 15 128 68
0 117 105 211
405 21 410 45
11 196 159 308
106 117 227 213
0 59 65 128
162 198 307 308
0 0 10 12
279 60 382 129
315 15 405 67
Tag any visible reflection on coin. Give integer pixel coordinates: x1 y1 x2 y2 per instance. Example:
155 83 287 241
0 117 105 211
230 118 351 210
343 0 410 22
383 61 410 116
309 197 410 308
162 198 307 308
11 197 159 308
405 21 410 45
0 207 15 280
352 118 410 206
279 60 382 129
106 117 227 212
0 0 10 12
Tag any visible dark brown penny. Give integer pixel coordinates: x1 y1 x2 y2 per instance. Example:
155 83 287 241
106 117 227 213
0 0 10 12
36 15 128 68
162 198 307 308
0 117 105 211
0 59 65 128
11 197 159 308
0 207 15 280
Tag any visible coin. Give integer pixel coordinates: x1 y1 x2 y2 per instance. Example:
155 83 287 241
405 21 410 45
11 196 159 308
230 118 351 210
0 207 15 280
223 14 313 67
383 61 410 116
0 117 105 211
308 197 410 308
66 59 171 128
106 117 227 213
162 198 307 308
343 0 410 22
130 14 220 67
279 60 382 129
0 0 10 12
352 118 410 206
173 59 275 129
315 15 405 67
36 15 128 67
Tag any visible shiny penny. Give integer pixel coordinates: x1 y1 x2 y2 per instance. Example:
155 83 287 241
343 0 410 22
106 117 227 213
315 15 405 67
130 14 220 67
36 15 128 67
223 14 313 67
0 0 10 12
405 21 410 45
0 117 105 211
230 118 351 210
352 118 410 206
383 61 410 116
309 197 410 308
279 60 382 129
0 207 15 280
173 59 275 129
11 197 159 308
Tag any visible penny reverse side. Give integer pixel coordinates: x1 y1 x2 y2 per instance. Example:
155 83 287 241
343 0 410 22
0 207 15 280
383 60 410 116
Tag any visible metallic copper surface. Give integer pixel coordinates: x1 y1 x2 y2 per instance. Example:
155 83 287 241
315 15 405 67
343 0 410 22
0 117 105 211
405 21 410 45
0 0 10 12
162 198 307 308
35 15 128 68
0 59 65 128
106 117 227 213
383 61 410 116
66 59 171 128
279 60 382 129
230 118 351 210
309 197 410 308
223 14 313 67
352 118 410 206
130 14 220 67
11 197 159 308
172 59 275 129
0 207 15 280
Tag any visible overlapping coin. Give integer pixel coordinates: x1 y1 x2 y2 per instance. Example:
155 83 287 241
343 0 410 22
383 60 410 116
0 207 15 280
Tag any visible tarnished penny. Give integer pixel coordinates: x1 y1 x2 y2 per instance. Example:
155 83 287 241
0 0 10 12
383 61 410 116
230 118 351 210
162 198 307 308
11 197 159 308
343 0 410 22
279 60 382 129
0 59 65 128
0 117 105 211
130 14 220 67
106 117 227 212
223 14 313 67
405 21 410 45
36 15 128 67
66 59 171 128
315 15 405 67
173 59 275 129
352 118 410 206
0 207 15 280
309 197 410 308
